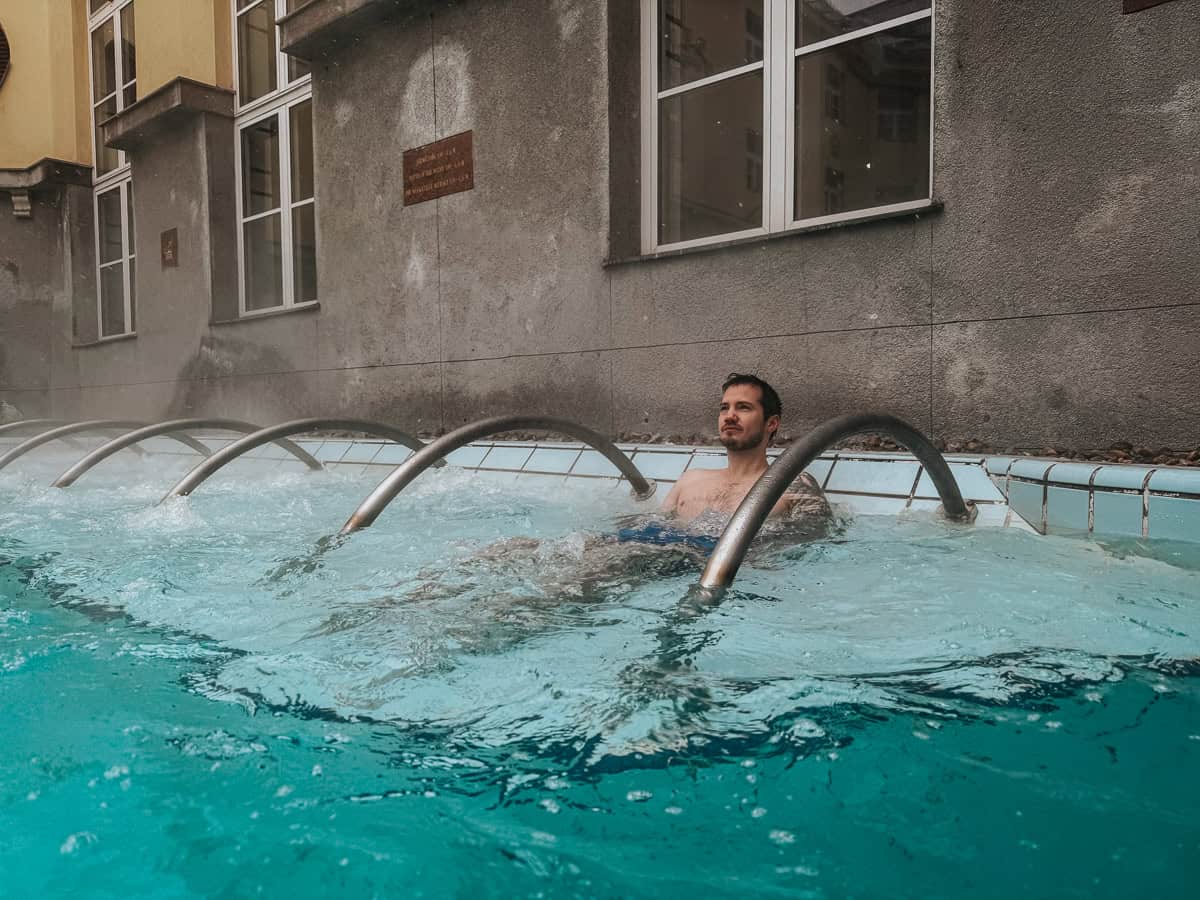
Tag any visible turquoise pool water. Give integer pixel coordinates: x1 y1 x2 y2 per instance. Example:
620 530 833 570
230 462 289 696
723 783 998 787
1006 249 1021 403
1 449 1198 897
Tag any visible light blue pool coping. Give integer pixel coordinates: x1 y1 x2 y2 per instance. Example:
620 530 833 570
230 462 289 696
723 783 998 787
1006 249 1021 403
4 435 1199 543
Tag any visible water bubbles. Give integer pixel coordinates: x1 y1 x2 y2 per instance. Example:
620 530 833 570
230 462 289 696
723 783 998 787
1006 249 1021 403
787 719 826 740
540 798 560 814
768 830 796 845
751 807 768 819
625 790 652 803
59 832 97 855
664 806 683 816
103 765 128 780
275 785 294 798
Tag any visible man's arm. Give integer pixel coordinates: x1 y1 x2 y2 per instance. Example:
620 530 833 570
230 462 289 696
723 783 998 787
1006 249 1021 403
776 471 832 518
661 470 700 517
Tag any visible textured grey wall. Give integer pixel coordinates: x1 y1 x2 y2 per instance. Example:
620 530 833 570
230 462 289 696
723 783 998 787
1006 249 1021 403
1 0 1197 448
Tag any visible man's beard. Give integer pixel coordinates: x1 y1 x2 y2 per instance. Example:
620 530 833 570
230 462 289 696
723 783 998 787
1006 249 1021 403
719 425 766 451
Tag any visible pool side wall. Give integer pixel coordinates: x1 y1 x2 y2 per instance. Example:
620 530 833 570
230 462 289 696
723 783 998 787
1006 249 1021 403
0 0 1198 448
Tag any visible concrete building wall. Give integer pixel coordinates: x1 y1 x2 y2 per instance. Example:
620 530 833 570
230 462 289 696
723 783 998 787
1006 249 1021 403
1 0 1197 449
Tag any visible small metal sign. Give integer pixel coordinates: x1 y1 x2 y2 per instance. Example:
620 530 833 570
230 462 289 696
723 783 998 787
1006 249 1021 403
403 131 474 206
161 228 178 268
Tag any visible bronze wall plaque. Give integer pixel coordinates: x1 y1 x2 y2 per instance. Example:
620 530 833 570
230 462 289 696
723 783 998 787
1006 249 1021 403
160 228 178 268
403 131 474 206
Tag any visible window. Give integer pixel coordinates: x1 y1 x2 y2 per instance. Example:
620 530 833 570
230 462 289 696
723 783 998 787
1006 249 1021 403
233 0 317 315
642 0 933 252
88 0 137 337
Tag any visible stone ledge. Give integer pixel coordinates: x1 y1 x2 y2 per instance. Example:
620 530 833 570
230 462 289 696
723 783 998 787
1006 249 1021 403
280 0 424 62
102 77 234 152
0 158 91 192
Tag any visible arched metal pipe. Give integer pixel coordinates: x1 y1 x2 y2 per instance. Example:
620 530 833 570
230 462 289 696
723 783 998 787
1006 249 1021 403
51 418 316 487
698 412 974 592
0 420 161 472
0 419 148 458
161 418 429 501
0 419 71 436
340 414 656 535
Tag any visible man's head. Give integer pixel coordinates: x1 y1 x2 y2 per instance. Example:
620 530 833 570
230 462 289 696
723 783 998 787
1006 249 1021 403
718 373 782 452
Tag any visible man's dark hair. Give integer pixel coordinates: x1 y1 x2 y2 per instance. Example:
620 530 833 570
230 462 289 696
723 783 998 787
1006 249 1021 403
722 372 782 428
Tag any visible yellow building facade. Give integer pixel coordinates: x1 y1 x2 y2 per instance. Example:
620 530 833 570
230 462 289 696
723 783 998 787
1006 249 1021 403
0 0 231 170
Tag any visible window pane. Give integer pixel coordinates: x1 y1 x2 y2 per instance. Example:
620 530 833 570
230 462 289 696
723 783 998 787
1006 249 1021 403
126 185 135 256
244 214 283 311
660 0 763 91
97 188 123 263
237 0 277 104
100 262 126 337
292 204 317 303
288 56 311 83
289 100 314 202
91 19 115 102
94 95 119 175
120 3 136 92
90 0 108 14
659 70 763 245
241 117 280 215
794 19 930 220
128 257 137 332
798 0 930 48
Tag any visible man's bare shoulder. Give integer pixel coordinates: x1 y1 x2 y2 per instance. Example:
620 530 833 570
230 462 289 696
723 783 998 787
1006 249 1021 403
675 467 725 488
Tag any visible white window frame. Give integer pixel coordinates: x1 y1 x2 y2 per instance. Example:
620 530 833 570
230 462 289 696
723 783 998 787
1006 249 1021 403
88 0 137 339
641 1 935 255
232 0 316 317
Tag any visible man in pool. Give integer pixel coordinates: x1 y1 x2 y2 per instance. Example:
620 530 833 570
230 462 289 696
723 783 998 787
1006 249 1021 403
660 372 828 523
308 373 830 645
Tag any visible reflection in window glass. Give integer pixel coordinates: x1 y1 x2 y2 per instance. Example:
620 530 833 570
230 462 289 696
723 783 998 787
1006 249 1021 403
90 0 108 13
94 95 119 175
798 0 930 48
659 0 763 91
100 263 126 337
97 188 123 264
659 71 763 244
288 56 311 83
126 185 135 252
289 101 314 201
120 3 136 96
244 215 284 311
794 18 930 220
292 204 317 304
242 117 281 215
238 1 277 104
91 19 115 102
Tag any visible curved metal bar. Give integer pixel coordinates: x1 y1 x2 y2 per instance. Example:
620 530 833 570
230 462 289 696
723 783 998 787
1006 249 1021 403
52 417 313 487
698 412 973 592
0 420 152 472
0 418 71 437
340 414 656 535
0 419 147 458
161 418 428 501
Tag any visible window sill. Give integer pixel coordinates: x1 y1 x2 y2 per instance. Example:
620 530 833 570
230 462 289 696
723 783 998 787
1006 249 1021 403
73 332 137 349
210 301 320 327
604 201 944 268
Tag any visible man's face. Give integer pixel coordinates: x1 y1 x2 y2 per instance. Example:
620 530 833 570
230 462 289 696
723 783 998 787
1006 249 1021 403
718 383 778 451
